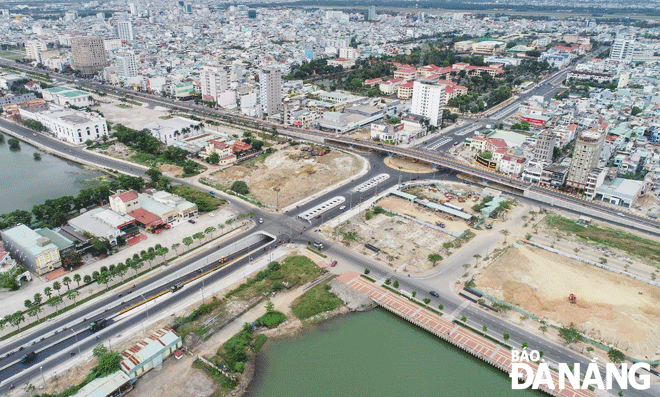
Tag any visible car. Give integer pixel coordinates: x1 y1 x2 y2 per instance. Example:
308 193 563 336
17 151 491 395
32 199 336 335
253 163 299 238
339 205 346 211
209 213 215 217
330 260 337 267
188 219 196 224
20 352 36 364
32 133 37 136
258 217 263 224
429 291 440 298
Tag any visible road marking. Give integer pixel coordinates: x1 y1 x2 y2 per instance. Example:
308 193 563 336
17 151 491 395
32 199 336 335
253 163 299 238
489 345 502 359
426 138 451 150
448 324 460 336
449 300 470 318
298 196 346 221
352 173 390 192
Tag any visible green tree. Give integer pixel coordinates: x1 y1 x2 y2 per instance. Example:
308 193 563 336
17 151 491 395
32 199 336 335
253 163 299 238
607 348 626 364
44 286 52 300
631 106 642 116
146 167 162 184
393 280 399 288
66 289 80 305
62 276 72 291
483 325 487 333
24 299 32 309
503 333 510 342
265 300 274 313
204 226 216 240
171 243 180 255
231 180 250 195
52 281 62 296
62 250 83 270
73 273 82 288
193 232 205 246
412 291 417 297
33 292 42 306
8 311 25 330
83 274 92 284
539 325 548 335
93 344 122 376
558 322 582 346
27 305 42 323
207 152 220 164
428 253 443 265
8 138 20 149
522 341 528 349
473 254 482 265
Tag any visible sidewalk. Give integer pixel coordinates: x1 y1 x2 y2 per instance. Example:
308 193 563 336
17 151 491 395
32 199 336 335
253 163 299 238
0 211 248 339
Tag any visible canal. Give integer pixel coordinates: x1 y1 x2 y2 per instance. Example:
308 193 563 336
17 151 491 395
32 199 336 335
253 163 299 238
0 132 107 213
246 309 544 397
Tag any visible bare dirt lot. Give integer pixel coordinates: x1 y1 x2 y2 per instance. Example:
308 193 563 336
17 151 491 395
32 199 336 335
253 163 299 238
95 97 169 130
377 196 469 235
207 146 363 207
384 156 433 173
327 210 455 273
476 244 660 360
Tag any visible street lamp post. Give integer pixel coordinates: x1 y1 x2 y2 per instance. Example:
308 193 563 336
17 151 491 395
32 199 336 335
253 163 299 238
40 366 46 388
71 329 81 355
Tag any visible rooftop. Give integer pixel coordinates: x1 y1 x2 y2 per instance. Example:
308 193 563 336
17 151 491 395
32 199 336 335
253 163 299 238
1 224 59 256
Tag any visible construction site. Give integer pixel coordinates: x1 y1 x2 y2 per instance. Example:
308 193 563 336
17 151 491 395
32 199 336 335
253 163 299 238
206 145 363 208
474 243 660 361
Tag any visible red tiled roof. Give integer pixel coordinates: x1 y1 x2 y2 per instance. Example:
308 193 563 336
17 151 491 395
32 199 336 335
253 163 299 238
488 138 508 148
128 208 162 227
399 81 414 88
209 139 228 149
495 147 509 154
116 191 138 202
232 141 252 153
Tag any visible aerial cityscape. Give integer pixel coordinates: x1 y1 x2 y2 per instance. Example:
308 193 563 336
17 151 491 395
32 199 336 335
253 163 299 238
0 1 659 396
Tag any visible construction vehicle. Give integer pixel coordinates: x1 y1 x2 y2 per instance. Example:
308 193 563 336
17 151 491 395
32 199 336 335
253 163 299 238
485 223 493 229
89 318 107 333
568 294 576 304
218 256 228 264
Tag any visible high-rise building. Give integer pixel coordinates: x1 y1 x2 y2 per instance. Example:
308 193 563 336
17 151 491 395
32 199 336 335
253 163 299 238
410 81 445 126
368 6 376 20
534 130 556 164
116 51 138 81
71 36 107 75
201 65 231 103
117 21 134 42
566 131 605 190
129 3 138 15
248 9 256 19
610 37 635 61
25 41 47 61
259 68 282 115
339 47 358 60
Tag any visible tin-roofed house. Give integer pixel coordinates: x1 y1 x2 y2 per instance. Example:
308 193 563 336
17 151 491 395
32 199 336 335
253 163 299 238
120 328 182 379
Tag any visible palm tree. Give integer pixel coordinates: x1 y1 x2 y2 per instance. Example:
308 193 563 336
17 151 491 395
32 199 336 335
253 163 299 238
43 286 52 300
52 281 61 296
66 289 80 306
62 276 72 291
204 226 216 240
500 229 510 242
171 243 180 255
33 293 42 306
193 232 205 247
73 273 81 288
473 254 482 265
83 275 92 285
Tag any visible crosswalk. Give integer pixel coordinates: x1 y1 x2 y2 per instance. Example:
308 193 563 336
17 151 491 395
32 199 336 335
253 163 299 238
426 137 452 151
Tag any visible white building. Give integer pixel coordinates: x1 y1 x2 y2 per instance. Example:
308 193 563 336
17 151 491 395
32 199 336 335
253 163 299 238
25 41 47 61
410 81 445 127
610 37 635 62
259 68 282 115
19 105 108 145
103 38 122 54
339 47 359 60
200 65 231 104
144 116 202 146
116 51 138 81
117 21 134 42
237 86 259 117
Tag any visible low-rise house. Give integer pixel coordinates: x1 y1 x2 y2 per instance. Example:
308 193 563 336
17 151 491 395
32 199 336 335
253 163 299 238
120 328 182 379
19 105 108 145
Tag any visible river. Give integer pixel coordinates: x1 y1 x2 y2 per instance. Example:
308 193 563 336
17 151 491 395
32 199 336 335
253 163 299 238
0 132 107 213
246 309 543 397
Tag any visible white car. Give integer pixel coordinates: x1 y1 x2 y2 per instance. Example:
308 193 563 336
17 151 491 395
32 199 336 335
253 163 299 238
339 205 346 211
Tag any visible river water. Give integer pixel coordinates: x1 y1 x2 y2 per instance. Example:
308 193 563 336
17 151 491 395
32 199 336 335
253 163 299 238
0 132 106 213
246 309 543 397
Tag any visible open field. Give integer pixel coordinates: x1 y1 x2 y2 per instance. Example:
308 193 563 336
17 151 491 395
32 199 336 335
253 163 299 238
383 156 433 173
377 195 468 235
96 96 168 130
543 213 660 267
476 244 660 360
206 146 362 208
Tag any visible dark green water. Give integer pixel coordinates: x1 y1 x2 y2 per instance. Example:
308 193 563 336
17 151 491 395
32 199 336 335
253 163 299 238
246 309 543 397
0 133 106 213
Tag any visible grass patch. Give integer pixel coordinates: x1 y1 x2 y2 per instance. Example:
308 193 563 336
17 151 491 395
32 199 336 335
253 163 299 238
546 214 660 264
255 311 286 327
115 103 132 109
170 184 227 212
252 334 267 352
360 274 376 282
226 256 323 301
291 281 342 320
452 320 511 350
305 246 327 258
159 115 173 120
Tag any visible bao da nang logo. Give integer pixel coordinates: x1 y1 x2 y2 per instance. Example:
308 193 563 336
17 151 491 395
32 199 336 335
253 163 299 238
510 348 650 391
